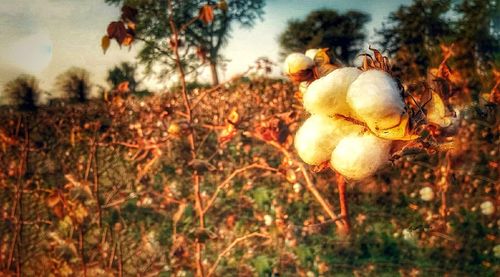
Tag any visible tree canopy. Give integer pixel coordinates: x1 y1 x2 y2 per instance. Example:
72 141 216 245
377 0 452 81
4 75 41 111
104 0 265 85
278 9 370 64
55 67 92 103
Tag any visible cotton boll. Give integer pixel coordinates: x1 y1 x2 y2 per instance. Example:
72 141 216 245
330 133 392 180
419 187 434 201
347 70 405 131
305 48 320 60
480 201 495 215
283 53 314 77
294 115 364 165
304 67 361 117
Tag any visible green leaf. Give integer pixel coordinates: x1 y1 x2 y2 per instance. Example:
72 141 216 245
252 255 272 276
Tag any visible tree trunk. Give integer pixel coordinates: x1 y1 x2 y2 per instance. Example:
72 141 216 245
209 61 219 86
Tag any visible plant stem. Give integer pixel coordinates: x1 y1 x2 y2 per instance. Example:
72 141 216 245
167 1 204 275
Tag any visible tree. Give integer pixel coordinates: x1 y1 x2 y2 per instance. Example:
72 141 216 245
55 67 92 103
278 9 370 64
107 62 139 91
451 0 499 99
4 74 41 111
104 0 265 85
377 0 452 81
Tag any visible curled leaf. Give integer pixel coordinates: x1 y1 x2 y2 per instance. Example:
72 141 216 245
107 21 127 45
426 91 452 127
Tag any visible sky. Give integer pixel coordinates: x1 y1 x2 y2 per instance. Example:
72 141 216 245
0 0 413 101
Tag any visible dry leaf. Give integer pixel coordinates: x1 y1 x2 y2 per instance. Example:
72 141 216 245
101 35 110 54
371 113 419 141
426 91 452 127
199 5 214 25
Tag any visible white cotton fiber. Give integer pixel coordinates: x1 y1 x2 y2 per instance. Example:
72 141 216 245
305 48 320 60
303 67 361 117
347 70 405 131
283 53 314 75
330 133 392 180
294 114 364 165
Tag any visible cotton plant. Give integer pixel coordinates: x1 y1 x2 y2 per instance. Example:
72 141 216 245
283 47 450 180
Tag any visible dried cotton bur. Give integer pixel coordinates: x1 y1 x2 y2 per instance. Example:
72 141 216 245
284 47 453 180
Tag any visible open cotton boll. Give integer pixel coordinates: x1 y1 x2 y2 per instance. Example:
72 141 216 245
303 67 361 117
294 114 364 165
330 133 392 180
347 70 405 131
283 53 314 76
480 201 495 216
305 48 320 60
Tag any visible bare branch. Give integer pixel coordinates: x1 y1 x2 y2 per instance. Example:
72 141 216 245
203 163 279 214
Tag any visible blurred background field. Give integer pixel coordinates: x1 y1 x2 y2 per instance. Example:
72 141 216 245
0 0 499 276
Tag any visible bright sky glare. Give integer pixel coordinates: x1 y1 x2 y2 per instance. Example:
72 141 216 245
0 0 412 100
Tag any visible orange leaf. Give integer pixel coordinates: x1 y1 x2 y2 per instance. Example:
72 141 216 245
199 4 214 25
122 33 134 46
117 81 129 93
101 35 110 54
47 191 61 207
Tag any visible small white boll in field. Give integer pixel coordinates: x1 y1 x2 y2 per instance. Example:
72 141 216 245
419 187 435 201
294 114 364 165
347 69 405 131
304 67 361 117
330 133 392 180
283 53 314 76
480 200 495 215
263 214 273 226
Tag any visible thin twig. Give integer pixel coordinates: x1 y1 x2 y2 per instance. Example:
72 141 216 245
203 163 279 213
206 232 269 277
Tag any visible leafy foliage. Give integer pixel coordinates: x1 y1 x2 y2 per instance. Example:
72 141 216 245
103 0 265 84
3 74 42 111
378 0 452 81
279 9 371 63
55 67 92 103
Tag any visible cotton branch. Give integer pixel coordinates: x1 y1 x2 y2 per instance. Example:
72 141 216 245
203 163 279 214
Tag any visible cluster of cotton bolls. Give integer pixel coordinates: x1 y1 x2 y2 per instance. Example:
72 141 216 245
283 50 410 180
